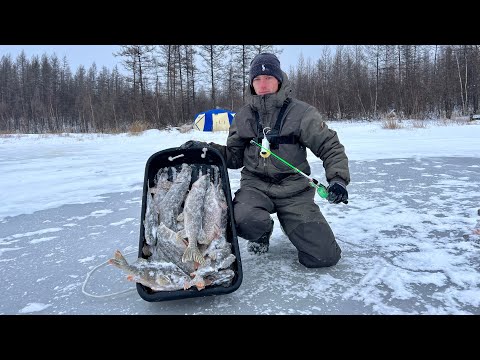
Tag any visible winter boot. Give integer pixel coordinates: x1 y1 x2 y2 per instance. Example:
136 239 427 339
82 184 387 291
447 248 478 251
247 221 273 255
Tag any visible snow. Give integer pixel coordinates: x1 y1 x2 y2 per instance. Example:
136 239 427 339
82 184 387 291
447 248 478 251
1 119 479 315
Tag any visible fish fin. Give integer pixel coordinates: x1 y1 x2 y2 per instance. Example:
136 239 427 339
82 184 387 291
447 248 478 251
109 250 128 268
190 274 206 290
194 250 206 265
182 247 206 265
108 258 121 267
196 280 206 291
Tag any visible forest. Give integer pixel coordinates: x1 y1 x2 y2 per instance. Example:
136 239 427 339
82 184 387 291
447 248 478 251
0 45 478 133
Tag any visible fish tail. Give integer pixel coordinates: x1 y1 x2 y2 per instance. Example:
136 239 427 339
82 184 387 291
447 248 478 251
108 250 128 268
182 245 206 265
195 279 206 291
190 274 207 290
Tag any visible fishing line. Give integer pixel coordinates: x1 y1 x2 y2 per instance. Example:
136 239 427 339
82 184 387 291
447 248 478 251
82 249 137 298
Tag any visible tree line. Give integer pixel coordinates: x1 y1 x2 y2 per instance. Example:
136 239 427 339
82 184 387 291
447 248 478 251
0 45 478 134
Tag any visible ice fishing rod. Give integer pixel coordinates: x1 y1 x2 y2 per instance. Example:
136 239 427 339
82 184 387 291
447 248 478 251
250 139 330 200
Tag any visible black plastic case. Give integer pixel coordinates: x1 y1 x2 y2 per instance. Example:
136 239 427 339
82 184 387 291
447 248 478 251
136 146 242 301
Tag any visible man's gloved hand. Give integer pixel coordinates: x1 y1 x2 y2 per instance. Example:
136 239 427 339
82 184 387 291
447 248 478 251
179 140 209 149
327 181 348 204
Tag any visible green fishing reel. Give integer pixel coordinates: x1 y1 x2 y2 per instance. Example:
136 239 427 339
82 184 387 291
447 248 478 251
309 180 328 199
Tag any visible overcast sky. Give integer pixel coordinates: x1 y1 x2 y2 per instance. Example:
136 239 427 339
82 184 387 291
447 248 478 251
0 45 328 74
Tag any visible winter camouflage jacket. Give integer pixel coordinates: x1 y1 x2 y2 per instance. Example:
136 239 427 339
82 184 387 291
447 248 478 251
212 71 350 199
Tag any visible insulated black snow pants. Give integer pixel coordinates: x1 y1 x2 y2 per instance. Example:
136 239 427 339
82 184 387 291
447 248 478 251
232 186 342 268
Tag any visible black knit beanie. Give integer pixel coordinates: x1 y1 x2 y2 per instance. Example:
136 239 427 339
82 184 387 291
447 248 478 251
249 53 283 86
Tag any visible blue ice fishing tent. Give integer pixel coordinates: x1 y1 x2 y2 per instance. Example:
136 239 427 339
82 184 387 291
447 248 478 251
193 109 235 131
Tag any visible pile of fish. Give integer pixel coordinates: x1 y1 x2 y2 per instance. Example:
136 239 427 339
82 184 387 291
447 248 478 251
109 163 236 291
